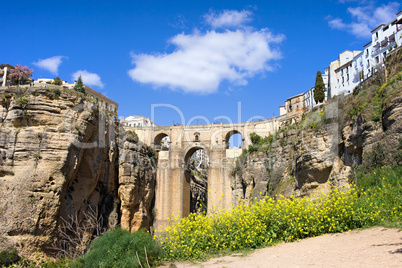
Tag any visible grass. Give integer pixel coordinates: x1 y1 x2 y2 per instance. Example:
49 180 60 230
72 228 164 268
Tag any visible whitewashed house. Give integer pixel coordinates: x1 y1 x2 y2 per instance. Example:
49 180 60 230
329 50 362 97
123 116 156 127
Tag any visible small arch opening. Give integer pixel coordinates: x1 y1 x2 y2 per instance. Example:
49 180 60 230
184 147 209 215
154 133 170 150
226 130 243 149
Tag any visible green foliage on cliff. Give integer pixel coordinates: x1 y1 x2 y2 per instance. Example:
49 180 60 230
341 69 402 125
231 132 277 177
147 146 157 163
0 249 20 266
16 96 29 108
248 132 275 153
50 88 61 99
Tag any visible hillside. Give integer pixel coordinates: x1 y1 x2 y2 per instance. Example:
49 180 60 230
232 48 402 202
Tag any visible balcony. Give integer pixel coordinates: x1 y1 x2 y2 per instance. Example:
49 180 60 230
389 33 395 43
152 144 170 151
381 38 388 48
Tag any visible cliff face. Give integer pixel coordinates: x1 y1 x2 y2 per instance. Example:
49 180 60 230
0 87 155 257
118 132 156 232
233 51 402 202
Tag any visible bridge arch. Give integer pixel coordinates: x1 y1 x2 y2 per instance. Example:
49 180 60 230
225 130 244 149
184 145 210 167
154 133 170 150
183 145 209 216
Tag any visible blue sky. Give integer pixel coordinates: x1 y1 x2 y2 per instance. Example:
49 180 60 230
2 0 400 126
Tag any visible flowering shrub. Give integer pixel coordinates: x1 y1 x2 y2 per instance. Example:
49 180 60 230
157 166 401 261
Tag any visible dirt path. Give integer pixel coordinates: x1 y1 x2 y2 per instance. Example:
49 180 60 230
160 227 402 268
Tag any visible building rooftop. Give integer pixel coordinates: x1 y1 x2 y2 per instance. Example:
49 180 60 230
364 41 372 48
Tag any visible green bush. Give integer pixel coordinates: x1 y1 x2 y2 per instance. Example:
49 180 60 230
0 248 20 266
53 77 63 85
50 88 61 99
16 96 29 108
72 228 163 268
355 166 402 225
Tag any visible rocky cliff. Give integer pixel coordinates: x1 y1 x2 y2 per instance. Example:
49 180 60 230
118 131 156 232
0 87 155 257
232 49 402 203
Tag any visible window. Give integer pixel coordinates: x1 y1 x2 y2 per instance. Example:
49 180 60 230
383 25 389 31
375 56 379 64
194 132 200 142
375 32 379 39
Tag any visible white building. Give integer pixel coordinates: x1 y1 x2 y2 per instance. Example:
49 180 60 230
362 41 373 80
123 116 157 128
328 50 362 98
35 78 70 86
190 149 209 170
369 12 402 73
279 105 286 116
304 87 316 110
326 10 402 99
0 65 12 87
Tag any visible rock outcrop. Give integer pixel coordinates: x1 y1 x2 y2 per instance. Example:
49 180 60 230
118 131 156 232
0 87 156 257
189 169 207 214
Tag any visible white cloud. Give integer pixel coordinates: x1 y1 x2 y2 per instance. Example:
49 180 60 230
328 2 400 38
72 70 104 89
128 10 284 94
204 9 252 29
33 56 66 75
129 29 284 94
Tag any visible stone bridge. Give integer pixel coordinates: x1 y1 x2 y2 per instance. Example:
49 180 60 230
128 116 288 229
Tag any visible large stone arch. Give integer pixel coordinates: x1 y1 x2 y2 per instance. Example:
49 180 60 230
149 117 284 230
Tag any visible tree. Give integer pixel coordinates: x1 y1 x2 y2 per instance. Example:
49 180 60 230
313 71 325 104
73 75 86 94
53 76 63 85
8 64 33 85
